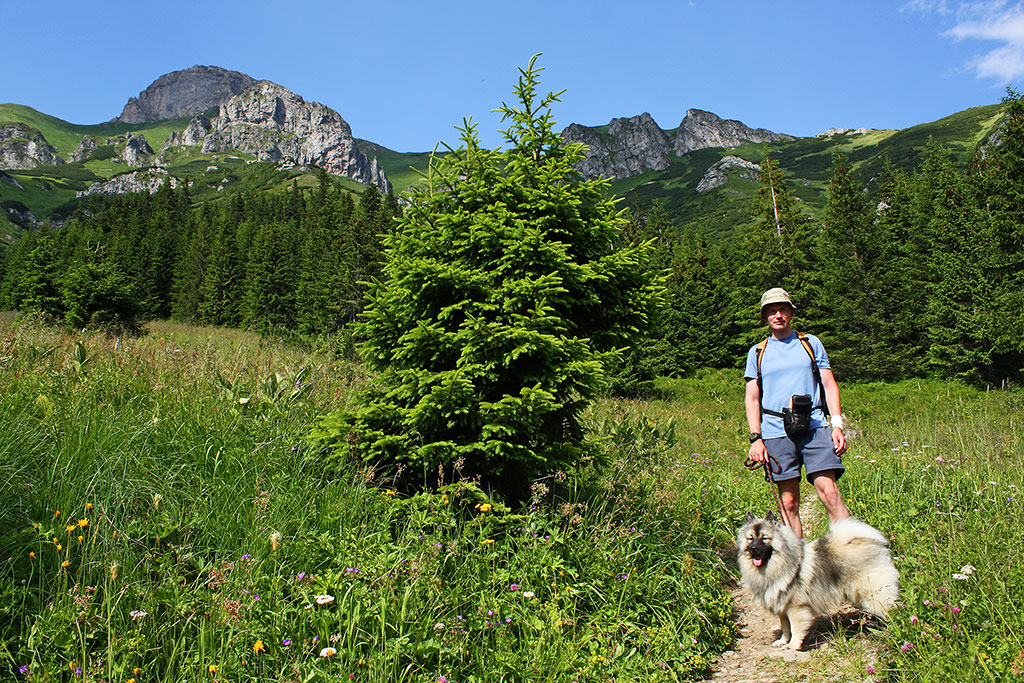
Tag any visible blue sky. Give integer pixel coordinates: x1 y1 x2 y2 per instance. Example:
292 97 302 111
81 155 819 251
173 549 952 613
2 0 1022 151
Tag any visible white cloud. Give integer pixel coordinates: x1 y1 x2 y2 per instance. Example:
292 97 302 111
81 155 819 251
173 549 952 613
944 1 1024 82
901 0 954 15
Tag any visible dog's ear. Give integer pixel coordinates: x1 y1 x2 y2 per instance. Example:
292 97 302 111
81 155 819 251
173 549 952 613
744 511 757 524
765 510 777 524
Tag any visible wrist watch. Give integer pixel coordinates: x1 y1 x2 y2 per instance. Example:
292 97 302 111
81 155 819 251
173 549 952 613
748 432 762 443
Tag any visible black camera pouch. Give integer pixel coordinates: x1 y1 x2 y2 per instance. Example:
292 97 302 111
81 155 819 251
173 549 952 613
781 394 813 438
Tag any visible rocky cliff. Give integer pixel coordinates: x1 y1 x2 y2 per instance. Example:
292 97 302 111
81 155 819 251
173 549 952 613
561 109 791 181
695 155 761 193
77 169 177 197
562 113 673 179
674 109 791 155
0 123 64 169
185 81 390 192
117 65 257 124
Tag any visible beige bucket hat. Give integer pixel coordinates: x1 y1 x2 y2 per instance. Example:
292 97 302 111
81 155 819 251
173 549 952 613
759 287 796 318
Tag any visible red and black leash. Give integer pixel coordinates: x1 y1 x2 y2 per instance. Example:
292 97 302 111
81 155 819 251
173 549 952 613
744 454 791 527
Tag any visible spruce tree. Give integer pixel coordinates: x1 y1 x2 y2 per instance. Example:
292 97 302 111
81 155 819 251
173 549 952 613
819 150 878 378
918 142 994 381
972 88 1024 382
313 57 661 498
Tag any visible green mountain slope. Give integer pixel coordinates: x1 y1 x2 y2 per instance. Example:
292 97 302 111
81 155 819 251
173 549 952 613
0 106 371 241
0 100 1005 247
605 102 1004 239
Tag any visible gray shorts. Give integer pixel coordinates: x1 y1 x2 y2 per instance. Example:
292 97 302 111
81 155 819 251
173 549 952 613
763 427 844 483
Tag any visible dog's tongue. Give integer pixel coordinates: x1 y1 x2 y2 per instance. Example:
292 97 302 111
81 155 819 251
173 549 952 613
752 557 763 567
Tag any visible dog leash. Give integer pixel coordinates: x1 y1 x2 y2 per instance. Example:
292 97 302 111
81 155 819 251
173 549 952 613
744 454 792 528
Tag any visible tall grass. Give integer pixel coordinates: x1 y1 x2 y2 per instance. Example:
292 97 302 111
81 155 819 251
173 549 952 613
0 321 736 682
2 319 1021 681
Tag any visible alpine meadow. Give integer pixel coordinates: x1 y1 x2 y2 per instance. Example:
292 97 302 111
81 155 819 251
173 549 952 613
2 58 1024 683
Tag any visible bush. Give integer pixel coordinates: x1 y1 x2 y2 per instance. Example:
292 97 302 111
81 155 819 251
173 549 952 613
62 260 141 334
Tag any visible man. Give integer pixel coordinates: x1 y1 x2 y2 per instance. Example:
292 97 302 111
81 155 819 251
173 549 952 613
744 287 850 538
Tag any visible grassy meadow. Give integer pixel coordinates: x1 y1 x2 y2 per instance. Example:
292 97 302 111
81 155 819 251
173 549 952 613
1 317 1022 681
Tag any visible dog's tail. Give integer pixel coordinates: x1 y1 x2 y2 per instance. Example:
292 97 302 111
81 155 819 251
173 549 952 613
828 517 890 547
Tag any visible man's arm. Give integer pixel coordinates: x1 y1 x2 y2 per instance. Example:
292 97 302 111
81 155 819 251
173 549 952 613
745 379 767 463
819 368 847 455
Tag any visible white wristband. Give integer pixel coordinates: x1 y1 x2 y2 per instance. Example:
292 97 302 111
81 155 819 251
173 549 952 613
830 414 845 431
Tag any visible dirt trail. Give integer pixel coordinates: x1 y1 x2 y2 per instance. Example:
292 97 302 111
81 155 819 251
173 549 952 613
700 496 885 683
699 498 817 683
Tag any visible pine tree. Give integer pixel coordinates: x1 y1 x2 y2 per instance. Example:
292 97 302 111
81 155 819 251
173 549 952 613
313 57 661 499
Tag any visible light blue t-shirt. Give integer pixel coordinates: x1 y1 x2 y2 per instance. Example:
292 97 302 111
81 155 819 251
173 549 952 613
743 332 830 439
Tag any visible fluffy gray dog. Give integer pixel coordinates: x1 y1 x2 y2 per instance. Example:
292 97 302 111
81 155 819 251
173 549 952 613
737 511 899 650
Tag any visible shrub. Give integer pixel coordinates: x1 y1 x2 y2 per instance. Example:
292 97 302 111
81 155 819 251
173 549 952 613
62 259 141 334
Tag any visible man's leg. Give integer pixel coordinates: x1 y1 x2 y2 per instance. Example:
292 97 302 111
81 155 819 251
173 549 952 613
809 470 851 523
777 478 802 538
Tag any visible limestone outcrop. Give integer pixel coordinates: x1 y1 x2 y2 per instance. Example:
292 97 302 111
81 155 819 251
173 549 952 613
120 133 154 167
117 65 257 124
673 109 792 155
0 123 64 169
70 136 99 162
696 155 762 193
562 113 672 179
77 169 177 197
562 109 790 181
189 81 390 192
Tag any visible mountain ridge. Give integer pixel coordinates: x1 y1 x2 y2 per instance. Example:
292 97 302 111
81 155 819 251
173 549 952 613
0 66 1006 243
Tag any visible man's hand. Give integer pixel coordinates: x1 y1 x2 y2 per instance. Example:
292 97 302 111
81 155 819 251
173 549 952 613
832 427 847 456
747 438 768 464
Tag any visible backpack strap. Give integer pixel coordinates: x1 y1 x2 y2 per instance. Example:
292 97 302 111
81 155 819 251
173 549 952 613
795 332 830 419
755 332 830 419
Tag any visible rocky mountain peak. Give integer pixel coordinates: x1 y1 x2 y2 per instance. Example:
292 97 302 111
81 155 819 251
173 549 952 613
117 65 257 124
562 109 791 181
674 109 791 155
187 81 391 192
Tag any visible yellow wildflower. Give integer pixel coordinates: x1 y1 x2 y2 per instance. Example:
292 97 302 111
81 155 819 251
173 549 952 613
77 535 84 542
78 518 89 528
66 524 77 532
481 539 494 545
133 667 142 675
52 537 58 543
208 664 218 674
86 503 93 510
62 560 70 567
253 639 265 654
55 510 61 517
69 662 76 671
383 489 396 496
29 551 35 559
127 679 136 683
56 544 62 551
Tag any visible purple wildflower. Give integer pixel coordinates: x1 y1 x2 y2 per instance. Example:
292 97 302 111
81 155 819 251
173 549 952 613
900 641 913 653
